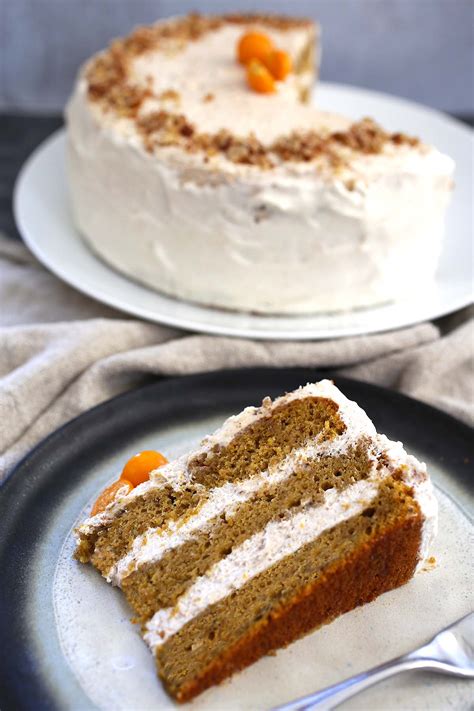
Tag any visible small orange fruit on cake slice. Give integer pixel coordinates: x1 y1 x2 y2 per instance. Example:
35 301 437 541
91 479 134 516
263 49 293 80
121 449 168 487
246 59 276 94
237 31 273 64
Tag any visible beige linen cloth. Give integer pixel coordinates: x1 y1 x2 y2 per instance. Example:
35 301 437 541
1 234 472 481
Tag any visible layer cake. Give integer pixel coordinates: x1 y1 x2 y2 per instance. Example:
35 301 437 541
66 13 454 314
75 380 437 701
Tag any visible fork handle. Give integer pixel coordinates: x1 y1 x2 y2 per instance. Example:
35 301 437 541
273 653 446 711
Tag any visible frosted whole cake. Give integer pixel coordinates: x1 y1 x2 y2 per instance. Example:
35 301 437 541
66 13 454 314
76 380 437 702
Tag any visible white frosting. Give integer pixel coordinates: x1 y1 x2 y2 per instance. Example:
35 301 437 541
374 434 438 572
407 459 438 571
75 380 375 538
143 477 381 650
130 23 318 143
66 18 454 314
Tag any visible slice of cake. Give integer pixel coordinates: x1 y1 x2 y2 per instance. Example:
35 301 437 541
75 380 437 702
66 12 454 315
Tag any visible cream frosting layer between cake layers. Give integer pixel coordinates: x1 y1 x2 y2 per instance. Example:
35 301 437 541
107 434 375 585
108 435 435 587
66 15 454 314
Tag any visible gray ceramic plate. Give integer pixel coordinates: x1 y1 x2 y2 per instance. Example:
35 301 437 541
1 369 473 710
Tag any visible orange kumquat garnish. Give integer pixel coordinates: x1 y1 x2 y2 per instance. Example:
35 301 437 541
237 31 274 65
120 450 168 487
246 59 276 94
263 49 292 80
91 478 134 516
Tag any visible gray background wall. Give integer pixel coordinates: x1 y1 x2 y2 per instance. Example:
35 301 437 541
1 0 472 115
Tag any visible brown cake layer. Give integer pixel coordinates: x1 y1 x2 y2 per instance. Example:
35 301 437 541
185 396 345 486
154 477 422 701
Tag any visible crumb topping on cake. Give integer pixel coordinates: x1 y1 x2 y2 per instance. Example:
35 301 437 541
120 13 313 58
84 12 419 170
135 111 419 170
158 88 180 102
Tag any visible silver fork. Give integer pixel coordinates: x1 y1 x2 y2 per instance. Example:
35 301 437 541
273 612 474 711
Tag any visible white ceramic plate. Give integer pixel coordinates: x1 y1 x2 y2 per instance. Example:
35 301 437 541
14 83 473 340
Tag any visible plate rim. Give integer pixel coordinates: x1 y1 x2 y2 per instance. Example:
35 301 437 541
320 81 474 137
0 368 473 711
13 82 474 341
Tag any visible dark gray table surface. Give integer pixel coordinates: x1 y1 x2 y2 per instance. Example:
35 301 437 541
1 113 472 242
1 114 63 239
